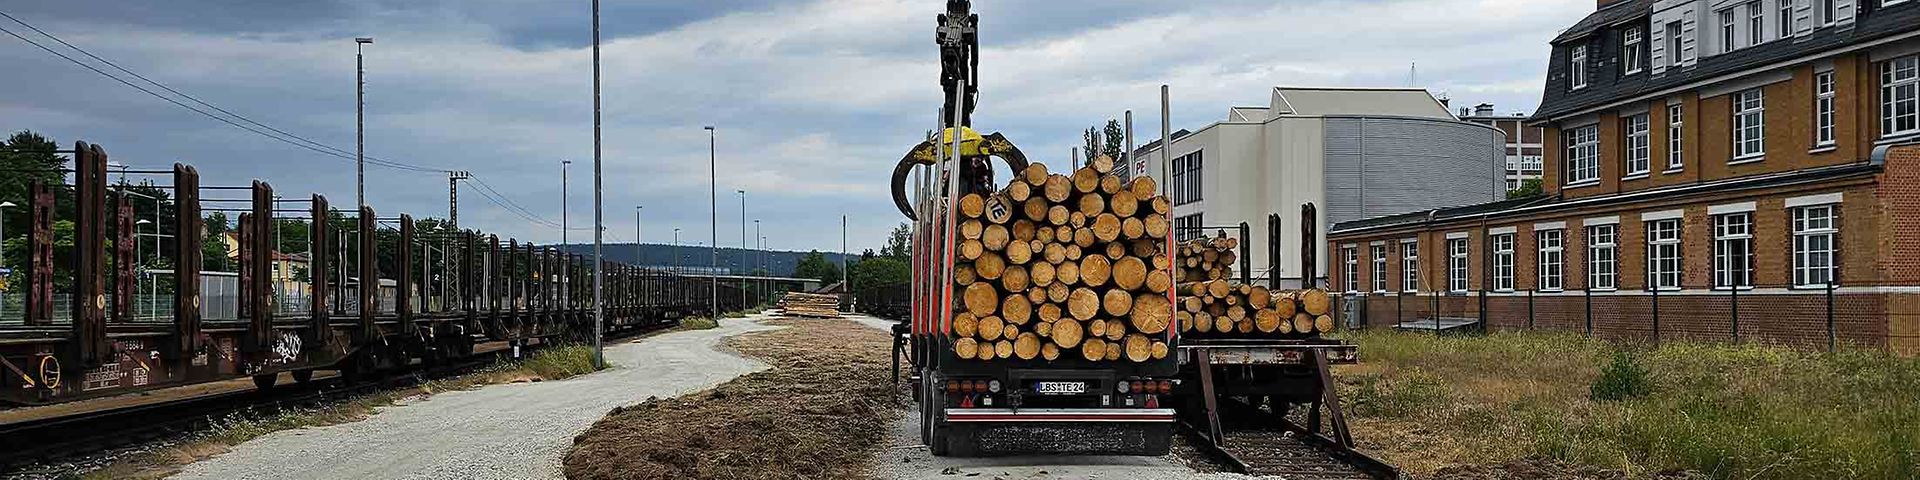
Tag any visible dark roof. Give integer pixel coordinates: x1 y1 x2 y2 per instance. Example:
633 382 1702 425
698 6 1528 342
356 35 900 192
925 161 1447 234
1131 129 1192 156
1331 161 1884 235
1532 2 1920 122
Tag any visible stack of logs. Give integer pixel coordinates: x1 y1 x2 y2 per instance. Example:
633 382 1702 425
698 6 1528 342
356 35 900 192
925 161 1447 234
949 155 1176 363
779 292 843 318
1176 233 1336 336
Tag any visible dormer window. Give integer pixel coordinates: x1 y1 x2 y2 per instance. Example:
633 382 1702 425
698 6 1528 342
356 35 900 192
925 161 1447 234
1571 45 1588 90
1622 27 1644 74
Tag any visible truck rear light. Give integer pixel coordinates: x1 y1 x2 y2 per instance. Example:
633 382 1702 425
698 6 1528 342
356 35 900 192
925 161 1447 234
945 380 960 393
1115 381 1131 393
1156 380 1172 394
987 380 1002 393
972 380 988 393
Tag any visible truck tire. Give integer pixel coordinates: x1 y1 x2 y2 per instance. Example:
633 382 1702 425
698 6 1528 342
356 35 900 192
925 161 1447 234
918 378 934 447
1141 423 1174 456
928 385 951 456
942 423 978 457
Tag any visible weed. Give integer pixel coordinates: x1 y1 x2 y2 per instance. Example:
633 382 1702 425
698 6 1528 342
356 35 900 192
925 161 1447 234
1589 351 1652 401
677 316 719 330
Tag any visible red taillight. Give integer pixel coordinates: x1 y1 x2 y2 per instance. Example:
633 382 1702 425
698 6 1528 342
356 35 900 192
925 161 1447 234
972 380 988 393
944 380 960 393
1157 380 1172 394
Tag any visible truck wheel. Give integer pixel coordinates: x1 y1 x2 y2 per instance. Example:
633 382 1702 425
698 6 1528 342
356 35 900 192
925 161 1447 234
1141 423 1174 456
917 379 934 447
943 423 977 457
928 385 951 456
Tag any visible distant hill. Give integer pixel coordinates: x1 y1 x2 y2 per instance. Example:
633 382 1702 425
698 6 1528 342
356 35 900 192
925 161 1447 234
555 243 853 277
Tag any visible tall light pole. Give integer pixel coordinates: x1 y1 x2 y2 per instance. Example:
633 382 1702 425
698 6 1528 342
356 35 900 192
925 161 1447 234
736 190 746 310
753 219 761 305
561 160 571 247
705 126 718 319
589 0 604 369
0 201 14 320
355 37 373 210
634 205 643 247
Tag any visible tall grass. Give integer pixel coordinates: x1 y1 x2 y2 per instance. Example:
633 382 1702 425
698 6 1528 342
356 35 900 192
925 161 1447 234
1339 330 1920 479
520 345 601 380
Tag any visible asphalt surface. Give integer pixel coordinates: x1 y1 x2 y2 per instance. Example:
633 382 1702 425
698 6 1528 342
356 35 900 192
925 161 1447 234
173 315 783 480
849 315 1258 480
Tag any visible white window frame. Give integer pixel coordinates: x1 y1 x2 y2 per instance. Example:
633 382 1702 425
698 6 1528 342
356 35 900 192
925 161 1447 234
1401 239 1419 293
1588 224 1618 291
1537 229 1564 292
1565 124 1599 185
1623 27 1644 74
1719 8 1737 53
1713 212 1754 289
1667 104 1685 170
1625 113 1651 176
1447 238 1470 293
1778 0 1794 38
1792 204 1838 288
1370 244 1389 293
1666 21 1685 67
1175 213 1203 242
1884 55 1919 139
1570 45 1588 90
1816 70 1837 147
1746 1 1764 47
1491 233 1515 292
1733 89 1765 160
1818 0 1838 26
1342 245 1359 294
1646 219 1682 291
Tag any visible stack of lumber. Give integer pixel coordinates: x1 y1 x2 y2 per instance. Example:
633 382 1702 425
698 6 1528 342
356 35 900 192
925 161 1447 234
1178 233 1238 282
949 155 1175 363
1177 280 1335 336
779 292 842 318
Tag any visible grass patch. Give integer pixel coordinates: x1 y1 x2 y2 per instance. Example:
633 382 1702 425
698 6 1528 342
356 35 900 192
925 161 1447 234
677 316 720 331
1337 330 1920 479
563 318 902 480
74 344 606 479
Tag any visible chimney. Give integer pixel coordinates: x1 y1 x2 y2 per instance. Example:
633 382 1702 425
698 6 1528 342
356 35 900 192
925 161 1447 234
1474 103 1495 117
1458 107 1471 117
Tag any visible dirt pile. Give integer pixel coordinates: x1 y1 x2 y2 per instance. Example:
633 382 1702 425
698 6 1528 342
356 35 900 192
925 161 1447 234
563 318 903 480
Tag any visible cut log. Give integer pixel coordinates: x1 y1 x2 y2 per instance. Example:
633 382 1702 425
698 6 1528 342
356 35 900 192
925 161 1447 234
1104 242 1126 260
1014 332 1040 360
1213 314 1233 333
1314 315 1335 334
1277 313 1294 334
1253 308 1282 333
1150 341 1169 360
1067 288 1100 320
1080 337 1107 361
1079 255 1112 287
953 312 978 338
1003 323 1020 342
1104 344 1122 361
1124 334 1150 362
1044 243 1067 264
1100 175 1123 196
1078 193 1105 217
1292 313 1314 334
1001 294 1031 325
976 343 996 360
1130 239 1159 258
954 338 978 359
1023 197 1048 222
1248 285 1271 309
1104 319 1126 341
1236 319 1254 333
1000 264 1029 292
1007 180 1032 202
1112 257 1147 290
1207 279 1230 298
1128 176 1157 199
994 339 1013 359
1300 288 1332 316
959 193 984 218
960 239 984 260
1103 289 1134 317
1023 163 1049 186
1121 217 1145 239
977 315 1004 341
1056 258 1080 286
1091 154 1115 174
1176 311 1193 332
985 195 1014 224
1044 174 1072 202
1029 261 1056 286
1064 244 1083 261
1047 283 1070 303
1150 196 1171 215
1131 294 1171 334
1194 312 1214 332
1088 319 1108 337
1183 297 1203 313
1069 211 1087 228
1037 302 1062 323
1047 205 1070 226
1005 240 1032 264
1073 228 1097 248
1226 305 1247 322
1041 342 1061 361
975 252 1005 280
1110 190 1138 218
1146 269 1172 293
1152 254 1172 271
1012 220 1037 242
1144 215 1169 239
1092 214 1121 242
1036 320 1054 338
1275 291 1298 318
961 219 984 240
954 264 976 286
1071 167 1099 193
963 282 999 317
1027 287 1047 304
982 224 1010 251
1053 318 1084 349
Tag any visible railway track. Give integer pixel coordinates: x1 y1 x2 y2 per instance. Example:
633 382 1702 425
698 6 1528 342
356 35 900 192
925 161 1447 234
1178 398 1398 479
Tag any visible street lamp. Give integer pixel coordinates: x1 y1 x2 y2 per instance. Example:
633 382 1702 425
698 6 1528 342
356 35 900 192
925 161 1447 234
705 126 718 320
736 189 746 310
754 220 761 306
355 36 373 210
561 160 571 248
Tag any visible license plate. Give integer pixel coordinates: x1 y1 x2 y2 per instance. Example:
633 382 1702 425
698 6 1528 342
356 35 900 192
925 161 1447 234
1032 381 1087 395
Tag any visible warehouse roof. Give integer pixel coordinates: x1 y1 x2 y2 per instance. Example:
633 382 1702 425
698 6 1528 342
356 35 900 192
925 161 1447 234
1270 87 1452 119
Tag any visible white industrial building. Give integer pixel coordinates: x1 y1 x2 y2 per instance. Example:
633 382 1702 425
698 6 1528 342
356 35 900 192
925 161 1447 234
1131 87 1507 288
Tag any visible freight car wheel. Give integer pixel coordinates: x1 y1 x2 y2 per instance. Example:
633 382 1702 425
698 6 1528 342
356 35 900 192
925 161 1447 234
252 373 277 391
292 369 314 384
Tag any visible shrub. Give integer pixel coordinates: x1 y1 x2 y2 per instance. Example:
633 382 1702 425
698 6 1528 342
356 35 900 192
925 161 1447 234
1589 351 1652 401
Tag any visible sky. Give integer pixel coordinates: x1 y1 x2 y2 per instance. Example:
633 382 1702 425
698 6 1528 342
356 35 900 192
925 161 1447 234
0 0 1594 254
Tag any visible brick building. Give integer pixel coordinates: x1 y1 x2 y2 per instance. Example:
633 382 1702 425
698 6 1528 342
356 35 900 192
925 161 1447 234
1324 0 1920 355
1455 103 1546 193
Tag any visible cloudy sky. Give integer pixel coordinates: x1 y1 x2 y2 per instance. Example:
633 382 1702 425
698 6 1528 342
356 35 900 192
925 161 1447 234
0 0 1591 253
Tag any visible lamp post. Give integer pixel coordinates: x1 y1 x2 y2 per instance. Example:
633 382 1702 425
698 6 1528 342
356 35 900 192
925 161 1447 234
0 201 14 320
753 220 761 306
590 0 604 369
355 36 373 210
736 190 746 310
705 126 718 320
561 160 571 248
634 205 642 247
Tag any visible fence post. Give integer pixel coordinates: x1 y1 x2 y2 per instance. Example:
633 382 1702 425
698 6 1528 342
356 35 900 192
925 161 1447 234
1526 289 1535 330
1583 286 1592 337
1826 282 1837 351
1432 289 1441 336
1651 284 1660 344
1729 283 1739 343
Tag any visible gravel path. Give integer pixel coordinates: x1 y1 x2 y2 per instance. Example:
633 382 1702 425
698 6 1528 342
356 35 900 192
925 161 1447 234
847 315 1259 479
173 315 783 480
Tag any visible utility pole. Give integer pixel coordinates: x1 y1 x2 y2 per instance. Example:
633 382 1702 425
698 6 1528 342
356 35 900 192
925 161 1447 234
447 171 470 230
841 214 848 302
355 37 373 210
562 160 571 248
737 190 747 310
590 0 604 369
706 126 718 320
753 220 761 305
634 205 642 266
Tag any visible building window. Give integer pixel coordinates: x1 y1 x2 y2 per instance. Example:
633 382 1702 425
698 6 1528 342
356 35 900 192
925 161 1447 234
1491 233 1514 292
1713 213 1753 289
1719 8 1737 52
1793 205 1838 288
1588 224 1617 290
1746 1 1764 46
1622 27 1644 74
1174 213 1203 242
1667 104 1684 170
1447 237 1469 293
1779 0 1794 37
1570 45 1587 90
1170 150 1204 205
1625 114 1650 176
1646 219 1682 290
1538 229 1564 291
1342 245 1359 293
1885 55 1919 139
1733 89 1765 160
1666 21 1685 67
1371 245 1388 293
1565 125 1599 184
1816 71 1837 146
1818 0 1838 26
1401 239 1419 292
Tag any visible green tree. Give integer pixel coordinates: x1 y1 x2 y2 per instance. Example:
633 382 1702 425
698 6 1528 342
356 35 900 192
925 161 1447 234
793 250 841 285
1506 178 1545 199
1 130 67 209
1103 119 1125 161
879 223 910 259
849 255 908 290
203 212 232 271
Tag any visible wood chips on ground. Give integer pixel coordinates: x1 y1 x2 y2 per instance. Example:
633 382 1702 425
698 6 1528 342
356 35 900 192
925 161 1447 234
563 318 902 480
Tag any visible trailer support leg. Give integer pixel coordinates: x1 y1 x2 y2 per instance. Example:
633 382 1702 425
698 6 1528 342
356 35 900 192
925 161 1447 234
1193 347 1224 446
1313 348 1356 448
